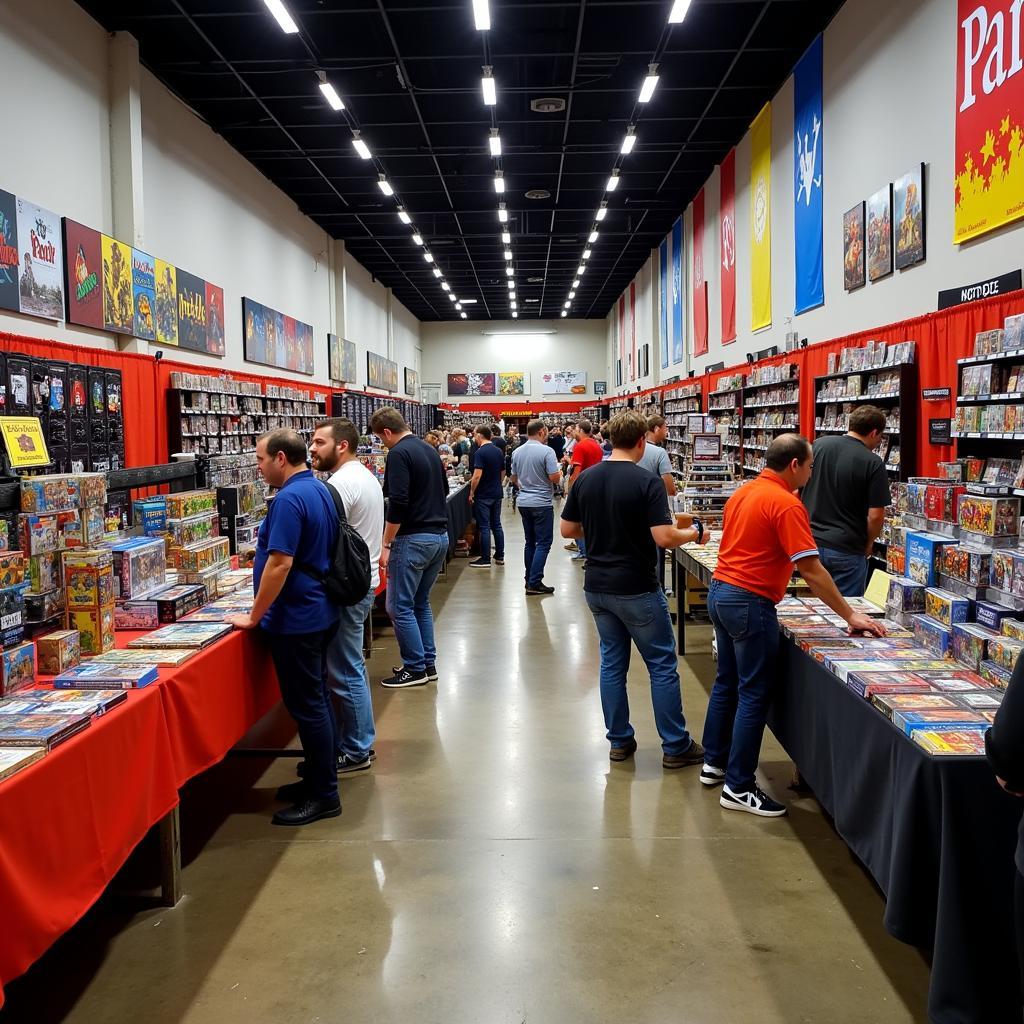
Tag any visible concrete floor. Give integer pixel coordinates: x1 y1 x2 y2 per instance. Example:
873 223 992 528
1 507 931 1024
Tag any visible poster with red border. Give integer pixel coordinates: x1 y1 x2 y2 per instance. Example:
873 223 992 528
63 219 103 329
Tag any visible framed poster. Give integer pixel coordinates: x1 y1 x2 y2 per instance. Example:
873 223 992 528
101 234 133 333
693 433 723 461
542 370 587 395
175 270 208 352
155 260 178 346
0 191 19 314
367 351 399 392
498 371 528 396
62 219 103 329
894 163 926 270
242 296 314 375
687 414 705 435
205 282 225 354
867 184 893 282
842 202 866 291
16 197 63 320
328 333 345 383
447 373 495 396
131 249 156 341
404 367 418 397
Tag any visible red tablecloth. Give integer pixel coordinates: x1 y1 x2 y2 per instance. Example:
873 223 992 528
0 627 283 1008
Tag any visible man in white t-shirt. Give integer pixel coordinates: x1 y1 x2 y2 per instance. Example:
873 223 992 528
309 418 384 775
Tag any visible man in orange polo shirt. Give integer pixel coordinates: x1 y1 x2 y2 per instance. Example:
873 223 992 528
701 434 885 818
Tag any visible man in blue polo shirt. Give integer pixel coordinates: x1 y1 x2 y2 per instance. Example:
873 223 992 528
511 418 561 595
227 428 340 827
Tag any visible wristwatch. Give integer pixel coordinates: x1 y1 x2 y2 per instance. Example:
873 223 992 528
383 542 393 549
691 517 705 544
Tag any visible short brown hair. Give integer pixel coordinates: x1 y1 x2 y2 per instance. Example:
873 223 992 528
369 406 408 435
526 418 546 437
577 418 594 436
647 414 666 431
259 428 308 466
765 433 812 471
609 410 648 449
849 405 887 436
474 425 492 440
315 417 360 454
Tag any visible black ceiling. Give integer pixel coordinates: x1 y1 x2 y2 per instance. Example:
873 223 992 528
75 0 844 323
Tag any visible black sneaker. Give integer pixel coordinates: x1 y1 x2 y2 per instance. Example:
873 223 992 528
468 559 491 568
338 755 372 774
381 667 429 688
297 749 376 779
720 783 787 817
525 584 555 595
699 764 726 787
393 663 437 680
272 796 342 827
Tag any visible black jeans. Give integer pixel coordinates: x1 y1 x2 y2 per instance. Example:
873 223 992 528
1017 870 1024 997
266 624 339 802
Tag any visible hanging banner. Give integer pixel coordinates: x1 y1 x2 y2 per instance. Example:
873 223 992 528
794 34 824 314
671 217 684 364
630 280 637 379
618 294 626 374
693 189 708 356
659 236 670 367
750 102 772 331
954 1 1024 243
720 149 737 345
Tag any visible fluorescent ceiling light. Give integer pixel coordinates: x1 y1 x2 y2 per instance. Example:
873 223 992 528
577 265 586 275
489 130 502 156
263 0 299 33
582 249 592 260
568 291 575 299
433 268 443 279
501 231 511 244
473 0 491 31
668 0 693 23
564 301 571 309
595 202 608 221
461 311 468 319
511 311 518 318
561 311 568 317
494 172 505 194
572 278 580 288
510 301 517 310
639 64 660 103
318 80 344 111
507 280 515 290
397 207 411 225
481 67 497 106
455 302 462 310
505 266 514 277
377 175 394 196
352 133 372 160
588 230 599 243
439 277 448 287
412 233 424 246
448 293 457 302
481 328 556 334
461 298 477 304
423 251 434 262
509 292 516 301
498 204 508 223
620 127 637 154
606 170 620 192
503 249 513 261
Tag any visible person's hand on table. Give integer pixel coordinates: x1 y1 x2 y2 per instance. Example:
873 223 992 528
227 613 256 630
847 612 886 637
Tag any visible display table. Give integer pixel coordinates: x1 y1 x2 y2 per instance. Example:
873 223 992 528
768 640 1023 1024
445 482 471 558
0 627 283 1009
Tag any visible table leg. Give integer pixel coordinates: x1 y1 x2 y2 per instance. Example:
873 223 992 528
158 806 182 907
673 555 686 656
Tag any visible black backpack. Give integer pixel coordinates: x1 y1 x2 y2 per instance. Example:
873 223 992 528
300 483 372 606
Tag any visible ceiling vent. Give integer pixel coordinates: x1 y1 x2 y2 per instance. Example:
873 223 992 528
525 189 551 200
531 97 566 113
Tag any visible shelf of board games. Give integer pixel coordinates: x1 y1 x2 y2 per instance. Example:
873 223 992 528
738 365 800 478
331 393 436 439
662 383 702 470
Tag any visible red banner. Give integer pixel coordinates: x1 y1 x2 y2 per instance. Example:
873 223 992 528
629 280 637 378
693 189 708 356
720 149 737 344
955 1 1024 243
618 295 625 380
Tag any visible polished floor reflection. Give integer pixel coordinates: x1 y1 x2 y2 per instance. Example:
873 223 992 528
1 508 930 1023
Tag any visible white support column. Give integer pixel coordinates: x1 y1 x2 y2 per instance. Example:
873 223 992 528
108 31 145 354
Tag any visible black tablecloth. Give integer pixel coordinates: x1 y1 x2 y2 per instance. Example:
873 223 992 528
769 641 1023 1024
445 483 471 558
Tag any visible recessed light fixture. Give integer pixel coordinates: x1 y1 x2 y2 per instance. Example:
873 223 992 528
596 201 608 221
317 74 344 111
668 0 693 22
510 301 517 310
489 129 502 156
263 0 299 33
503 250 513 262
494 171 505 194
577 265 585 275
424 252 434 263
564 301 571 309
501 231 511 244
509 292 516 301
377 175 394 196
481 66 497 106
511 311 518 318
351 131 372 160
639 64 660 103
440 279 449 289
620 126 637 154
572 278 580 288
498 203 508 223
461 311 468 319
582 249 592 260
448 293 457 302
473 0 490 30
561 310 568 317
606 170 620 192
568 291 575 299
397 208 411 225
505 266 514 277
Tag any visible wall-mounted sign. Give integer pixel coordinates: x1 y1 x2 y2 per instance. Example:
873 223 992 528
0 417 50 468
922 387 951 400
242 296 314 375
594 380 607 395
929 418 952 445
937 270 1022 310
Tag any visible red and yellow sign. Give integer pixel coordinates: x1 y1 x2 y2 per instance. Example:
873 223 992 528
955 1 1024 243
0 417 50 468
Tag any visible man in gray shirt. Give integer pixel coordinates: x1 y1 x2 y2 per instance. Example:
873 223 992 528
638 415 676 496
510 418 562 595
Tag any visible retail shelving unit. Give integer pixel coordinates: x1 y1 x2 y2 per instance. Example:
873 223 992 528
707 377 744 472
679 460 741 528
739 367 800 477
336 394 434 436
662 383 702 469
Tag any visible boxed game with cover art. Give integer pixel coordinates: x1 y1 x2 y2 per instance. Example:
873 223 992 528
951 622 1001 671
54 663 159 689
958 495 1020 537
108 537 166 600
62 549 115 608
905 532 951 587
924 588 970 628
912 615 953 658
36 629 81 675
0 642 35 697
68 604 114 654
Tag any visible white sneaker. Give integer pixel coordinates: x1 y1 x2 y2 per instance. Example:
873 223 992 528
699 764 726 787
720 783 787 817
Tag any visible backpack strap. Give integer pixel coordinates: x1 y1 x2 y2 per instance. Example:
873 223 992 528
296 479 348 584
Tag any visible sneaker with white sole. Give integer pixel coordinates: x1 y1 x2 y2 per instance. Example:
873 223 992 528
720 783 787 817
381 667 428 688
699 764 726 787
393 663 438 681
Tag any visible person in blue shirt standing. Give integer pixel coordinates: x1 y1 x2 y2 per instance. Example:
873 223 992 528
468 425 506 568
227 429 340 827
510 418 561 595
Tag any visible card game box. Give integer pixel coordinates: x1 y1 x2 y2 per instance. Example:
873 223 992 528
870 693 960 719
175 537 230 574
912 729 987 755
68 605 114 655
987 636 1024 670
18 514 61 556
905 532 952 587
133 497 167 534
178 565 228 601
925 484 965 523
976 600 1020 632
127 621 231 649
958 495 1021 537
892 708 989 735
950 622 1001 670
846 671 934 699
108 537 166 600
36 629 81 675
828 660 904 683
887 577 926 613
991 549 1024 593
164 489 217 521
1003 618 1024 641
53 663 159 689
980 659 1013 688
941 546 992 588
911 615 953 658
924 588 970 627
63 550 115 608
116 583 207 629
162 512 218 548
0 552 26 590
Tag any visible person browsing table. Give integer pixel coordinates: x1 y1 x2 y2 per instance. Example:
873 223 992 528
469 425 506 568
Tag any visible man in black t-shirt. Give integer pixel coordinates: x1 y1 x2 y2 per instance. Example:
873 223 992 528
560 410 706 769
469 425 506 567
801 404 891 597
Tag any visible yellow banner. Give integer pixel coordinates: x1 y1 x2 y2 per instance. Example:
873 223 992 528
750 102 772 331
0 417 51 468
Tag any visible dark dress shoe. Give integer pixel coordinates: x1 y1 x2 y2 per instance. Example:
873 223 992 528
276 780 308 802
272 796 342 826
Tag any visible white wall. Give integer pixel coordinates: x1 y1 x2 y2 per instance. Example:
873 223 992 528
0 0 419 388
421 319 608 404
610 0 1024 380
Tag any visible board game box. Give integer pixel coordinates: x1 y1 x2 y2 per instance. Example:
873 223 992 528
980 659 1013 688
941 546 992 588
905 532 951 587
892 708 989 735
54 663 159 689
115 583 208 629
63 550 115 608
976 600 1020 632
36 629 81 675
987 636 1024 671
175 537 230 574
0 643 35 698
951 622 1001 671
3 687 128 715
68 605 114 655
0 711 91 748
108 537 166 600
958 495 1020 538
164 489 217 520
956 689 1003 710
90 648 197 667
0 745 45 781
912 615 953 658
911 729 987 755
127 622 232 650
887 577 926 613
870 693 960 719
846 671 935 698
924 588 970 627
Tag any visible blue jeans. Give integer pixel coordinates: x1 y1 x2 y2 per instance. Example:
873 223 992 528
327 587 376 761
520 505 554 587
385 532 448 673
819 546 869 597
473 496 504 562
703 580 780 792
584 589 692 755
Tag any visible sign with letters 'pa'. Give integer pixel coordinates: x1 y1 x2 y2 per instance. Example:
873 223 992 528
954 1 1024 243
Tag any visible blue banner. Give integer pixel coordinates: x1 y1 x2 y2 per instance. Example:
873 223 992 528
659 237 669 368
671 218 683 364
794 34 824 315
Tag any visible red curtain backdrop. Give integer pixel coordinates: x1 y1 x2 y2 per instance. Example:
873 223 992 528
693 189 709 356
720 150 737 344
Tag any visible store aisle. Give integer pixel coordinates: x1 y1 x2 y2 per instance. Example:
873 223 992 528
2 509 929 1024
